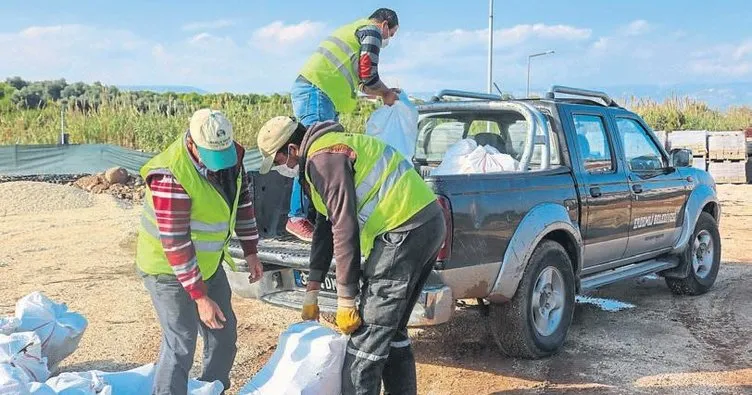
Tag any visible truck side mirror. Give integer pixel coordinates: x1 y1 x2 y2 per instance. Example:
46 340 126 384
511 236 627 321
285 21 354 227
670 148 692 168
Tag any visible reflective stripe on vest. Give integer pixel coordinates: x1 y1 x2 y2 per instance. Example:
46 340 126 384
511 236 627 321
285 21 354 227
135 133 241 278
315 36 358 94
305 132 437 257
142 203 230 234
299 18 370 114
357 153 413 228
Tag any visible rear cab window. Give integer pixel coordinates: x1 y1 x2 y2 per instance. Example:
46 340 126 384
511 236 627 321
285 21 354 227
415 111 562 170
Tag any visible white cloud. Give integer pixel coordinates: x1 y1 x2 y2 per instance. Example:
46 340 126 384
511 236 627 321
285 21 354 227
182 19 235 32
733 40 752 60
250 20 326 53
2 21 752 96
624 20 651 36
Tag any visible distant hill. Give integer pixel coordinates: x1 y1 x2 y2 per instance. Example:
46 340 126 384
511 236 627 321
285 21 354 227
117 85 209 94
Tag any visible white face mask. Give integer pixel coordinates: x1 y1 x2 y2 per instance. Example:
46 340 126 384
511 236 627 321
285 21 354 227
380 36 390 49
274 164 299 178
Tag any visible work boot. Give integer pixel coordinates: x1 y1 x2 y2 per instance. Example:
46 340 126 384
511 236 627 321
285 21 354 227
286 218 314 242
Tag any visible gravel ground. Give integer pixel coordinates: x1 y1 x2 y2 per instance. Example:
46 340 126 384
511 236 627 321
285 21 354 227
0 181 750 394
0 181 97 216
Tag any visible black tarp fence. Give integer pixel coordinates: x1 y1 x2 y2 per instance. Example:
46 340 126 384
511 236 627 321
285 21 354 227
0 144 263 176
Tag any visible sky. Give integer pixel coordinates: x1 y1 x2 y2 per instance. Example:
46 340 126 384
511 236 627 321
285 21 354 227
2 0 752 97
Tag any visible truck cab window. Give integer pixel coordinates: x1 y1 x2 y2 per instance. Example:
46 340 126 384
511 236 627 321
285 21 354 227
616 118 666 172
573 114 613 173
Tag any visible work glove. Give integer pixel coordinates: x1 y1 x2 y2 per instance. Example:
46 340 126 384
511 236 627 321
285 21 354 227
301 290 320 321
335 297 362 335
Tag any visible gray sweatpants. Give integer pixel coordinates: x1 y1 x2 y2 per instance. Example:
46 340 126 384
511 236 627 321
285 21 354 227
342 212 447 395
142 266 237 395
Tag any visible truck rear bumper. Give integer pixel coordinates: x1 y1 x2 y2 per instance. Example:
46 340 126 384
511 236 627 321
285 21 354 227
224 262 454 327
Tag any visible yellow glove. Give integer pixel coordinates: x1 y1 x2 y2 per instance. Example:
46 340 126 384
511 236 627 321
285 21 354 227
336 297 362 335
301 290 320 321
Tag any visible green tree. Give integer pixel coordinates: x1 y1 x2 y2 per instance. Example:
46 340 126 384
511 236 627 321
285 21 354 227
6 76 28 90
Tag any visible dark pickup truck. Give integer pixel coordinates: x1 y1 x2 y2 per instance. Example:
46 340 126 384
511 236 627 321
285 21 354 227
226 86 722 359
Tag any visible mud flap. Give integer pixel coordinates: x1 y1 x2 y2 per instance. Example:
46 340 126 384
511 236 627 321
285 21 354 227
658 257 691 279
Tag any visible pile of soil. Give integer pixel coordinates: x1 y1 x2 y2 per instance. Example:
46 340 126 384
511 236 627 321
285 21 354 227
69 167 146 202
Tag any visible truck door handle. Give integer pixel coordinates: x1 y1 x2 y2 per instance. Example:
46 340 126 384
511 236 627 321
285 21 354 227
632 184 643 194
589 187 602 198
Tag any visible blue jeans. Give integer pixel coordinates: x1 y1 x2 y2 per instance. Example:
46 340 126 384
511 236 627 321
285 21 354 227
288 77 339 219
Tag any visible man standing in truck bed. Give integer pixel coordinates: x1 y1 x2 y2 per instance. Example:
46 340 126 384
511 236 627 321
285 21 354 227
284 7 402 243
257 116 446 395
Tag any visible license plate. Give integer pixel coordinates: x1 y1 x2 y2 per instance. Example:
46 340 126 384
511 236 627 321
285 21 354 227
293 270 338 293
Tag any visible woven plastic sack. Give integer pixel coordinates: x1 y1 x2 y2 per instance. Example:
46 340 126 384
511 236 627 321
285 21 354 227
238 322 347 395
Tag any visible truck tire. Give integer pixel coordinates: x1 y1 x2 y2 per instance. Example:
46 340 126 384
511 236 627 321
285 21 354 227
665 212 721 296
488 240 575 359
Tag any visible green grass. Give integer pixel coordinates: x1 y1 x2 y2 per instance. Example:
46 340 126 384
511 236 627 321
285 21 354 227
1 93 750 153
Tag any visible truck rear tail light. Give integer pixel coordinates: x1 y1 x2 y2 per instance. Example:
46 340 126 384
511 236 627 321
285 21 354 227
436 195 453 262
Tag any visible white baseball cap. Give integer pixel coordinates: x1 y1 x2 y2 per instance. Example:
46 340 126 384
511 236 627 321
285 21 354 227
189 109 237 171
257 116 299 174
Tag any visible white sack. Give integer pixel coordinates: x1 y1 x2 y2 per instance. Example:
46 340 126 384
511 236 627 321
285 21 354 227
239 321 348 395
0 362 31 395
23 364 222 395
15 292 88 370
0 317 20 336
431 139 519 175
365 90 419 160
29 372 110 395
0 332 50 384
97 363 223 395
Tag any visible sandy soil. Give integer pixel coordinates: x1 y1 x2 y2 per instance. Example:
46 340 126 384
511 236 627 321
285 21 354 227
1 182 750 394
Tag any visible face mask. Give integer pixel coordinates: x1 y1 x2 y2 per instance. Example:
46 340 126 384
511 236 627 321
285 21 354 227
381 36 390 49
274 164 299 179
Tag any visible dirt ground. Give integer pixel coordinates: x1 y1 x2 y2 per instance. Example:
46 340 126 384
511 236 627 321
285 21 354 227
1 182 750 394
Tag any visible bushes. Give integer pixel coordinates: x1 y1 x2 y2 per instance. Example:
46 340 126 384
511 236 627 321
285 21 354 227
1 77 750 152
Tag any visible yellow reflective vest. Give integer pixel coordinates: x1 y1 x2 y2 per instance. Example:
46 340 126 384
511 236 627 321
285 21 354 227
136 134 241 279
305 132 437 257
299 18 371 114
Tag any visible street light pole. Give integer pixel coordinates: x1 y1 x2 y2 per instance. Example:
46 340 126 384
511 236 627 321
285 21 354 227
487 0 494 96
527 50 555 98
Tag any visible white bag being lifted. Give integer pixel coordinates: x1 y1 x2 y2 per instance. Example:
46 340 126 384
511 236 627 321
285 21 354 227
239 322 348 395
365 90 419 160
14 292 88 371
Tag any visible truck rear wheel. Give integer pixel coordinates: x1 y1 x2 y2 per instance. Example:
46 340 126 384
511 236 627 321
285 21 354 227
488 240 575 359
665 212 721 296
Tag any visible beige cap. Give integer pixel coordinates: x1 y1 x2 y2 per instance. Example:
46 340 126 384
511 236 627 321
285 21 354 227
257 116 298 174
189 109 237 171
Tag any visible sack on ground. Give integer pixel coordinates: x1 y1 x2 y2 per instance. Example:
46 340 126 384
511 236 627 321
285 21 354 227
0 332 50 384
15 292 88 371
238 321 348 395
0 317 20 336
365 90 419 160
0 362 32 395
97 363 223 395
24 364 222 395
28 371 110 395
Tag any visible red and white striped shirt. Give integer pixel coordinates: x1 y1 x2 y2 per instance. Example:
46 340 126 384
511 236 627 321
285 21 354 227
147 163 259 300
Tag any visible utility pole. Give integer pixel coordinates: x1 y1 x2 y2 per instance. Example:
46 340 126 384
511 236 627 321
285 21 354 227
527 50 555 98
487 0 494 96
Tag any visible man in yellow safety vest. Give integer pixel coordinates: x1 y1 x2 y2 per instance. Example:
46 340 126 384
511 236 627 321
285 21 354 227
257 116 446 395
284 8 402 243
136 109 263 394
